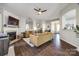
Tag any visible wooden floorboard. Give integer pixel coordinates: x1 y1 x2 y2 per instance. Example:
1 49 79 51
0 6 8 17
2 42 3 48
14 39 79 56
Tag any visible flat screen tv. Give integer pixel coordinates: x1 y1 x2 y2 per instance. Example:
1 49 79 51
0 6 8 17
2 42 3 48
8 16 19 27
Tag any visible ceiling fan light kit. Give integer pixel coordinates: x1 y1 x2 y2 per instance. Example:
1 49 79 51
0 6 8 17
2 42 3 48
38 12 42 15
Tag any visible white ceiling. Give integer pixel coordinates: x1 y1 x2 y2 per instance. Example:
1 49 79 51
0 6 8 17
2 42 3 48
0 3 69 20
64 9 76 18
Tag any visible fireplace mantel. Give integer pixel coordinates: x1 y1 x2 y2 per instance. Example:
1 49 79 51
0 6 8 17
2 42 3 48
3 27 19 35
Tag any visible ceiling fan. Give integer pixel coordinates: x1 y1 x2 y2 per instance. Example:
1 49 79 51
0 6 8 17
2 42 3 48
34 8 47 15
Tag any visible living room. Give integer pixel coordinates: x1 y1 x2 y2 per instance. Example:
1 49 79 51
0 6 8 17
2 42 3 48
0 3 79 56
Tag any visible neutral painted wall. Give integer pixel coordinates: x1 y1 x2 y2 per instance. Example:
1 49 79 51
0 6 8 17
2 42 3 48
0 9 3 32
19 17 26 34
0 13 2 32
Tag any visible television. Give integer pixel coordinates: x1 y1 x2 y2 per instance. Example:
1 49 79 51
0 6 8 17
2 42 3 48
8 16 19 27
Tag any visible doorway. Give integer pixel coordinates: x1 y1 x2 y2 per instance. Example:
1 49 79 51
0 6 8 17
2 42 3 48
51 20 60 33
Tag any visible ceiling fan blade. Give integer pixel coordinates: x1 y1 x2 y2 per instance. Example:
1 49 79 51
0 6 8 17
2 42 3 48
34 8 39 12
41 10 47 12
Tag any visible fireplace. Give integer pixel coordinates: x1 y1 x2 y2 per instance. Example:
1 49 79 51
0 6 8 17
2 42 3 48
7 32 16 41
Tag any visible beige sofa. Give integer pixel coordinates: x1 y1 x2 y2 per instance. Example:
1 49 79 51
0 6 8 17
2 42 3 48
30 32 52 47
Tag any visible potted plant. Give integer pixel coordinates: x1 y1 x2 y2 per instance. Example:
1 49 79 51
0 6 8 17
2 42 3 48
74 25 79 38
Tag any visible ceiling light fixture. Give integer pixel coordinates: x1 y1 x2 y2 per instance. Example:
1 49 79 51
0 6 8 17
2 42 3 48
38 11 42 15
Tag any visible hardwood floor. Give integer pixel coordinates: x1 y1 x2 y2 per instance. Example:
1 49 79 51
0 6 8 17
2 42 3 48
14 34 79 56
